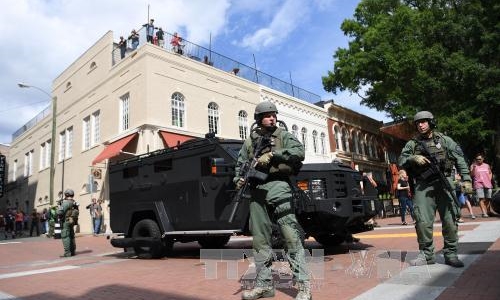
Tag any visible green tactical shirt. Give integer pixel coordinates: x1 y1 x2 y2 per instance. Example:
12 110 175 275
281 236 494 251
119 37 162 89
398 131 471 181
233 126 305 184
49 206 58 222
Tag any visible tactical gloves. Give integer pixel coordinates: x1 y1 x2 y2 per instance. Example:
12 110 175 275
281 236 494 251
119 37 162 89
462 181 473 194
410 155 430 166
257 152 273 166
235 178 245 190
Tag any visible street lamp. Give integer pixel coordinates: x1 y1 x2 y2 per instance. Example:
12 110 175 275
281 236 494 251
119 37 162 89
18 82 57 205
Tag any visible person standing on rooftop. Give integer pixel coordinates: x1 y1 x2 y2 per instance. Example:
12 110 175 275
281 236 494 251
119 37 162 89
143 19 157 44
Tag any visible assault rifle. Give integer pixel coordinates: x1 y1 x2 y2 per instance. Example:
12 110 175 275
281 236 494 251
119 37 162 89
228 135 273 222
417 140 461 217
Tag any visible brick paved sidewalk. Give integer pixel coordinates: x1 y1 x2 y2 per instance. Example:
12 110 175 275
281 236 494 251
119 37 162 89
437 228 500 300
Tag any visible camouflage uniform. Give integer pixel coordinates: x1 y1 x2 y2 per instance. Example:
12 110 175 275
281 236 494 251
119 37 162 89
399 130 470 265
58 197 77 257
235 123 310 299
47 206 58 238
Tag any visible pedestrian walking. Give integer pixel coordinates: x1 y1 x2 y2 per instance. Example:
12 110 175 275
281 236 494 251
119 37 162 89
396 169 415 225
470 154 494 217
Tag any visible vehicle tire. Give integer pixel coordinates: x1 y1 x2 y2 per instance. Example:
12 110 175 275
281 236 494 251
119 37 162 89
198 235 231 249
132 219 165 259
313 233 345 247
490 190 499 215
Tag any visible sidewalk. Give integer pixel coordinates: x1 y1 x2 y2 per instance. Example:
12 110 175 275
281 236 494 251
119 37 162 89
354 210 500 300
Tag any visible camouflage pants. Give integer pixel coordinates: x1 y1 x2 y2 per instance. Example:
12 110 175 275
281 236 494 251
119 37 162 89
61 222 76 256
48 220 55 237
250 180 309 287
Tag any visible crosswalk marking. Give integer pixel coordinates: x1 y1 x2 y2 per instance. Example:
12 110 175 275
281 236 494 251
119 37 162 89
0 265 79 280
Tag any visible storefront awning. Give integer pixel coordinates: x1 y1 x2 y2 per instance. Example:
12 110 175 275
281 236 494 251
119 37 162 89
159 130 194 148
92 133 138 165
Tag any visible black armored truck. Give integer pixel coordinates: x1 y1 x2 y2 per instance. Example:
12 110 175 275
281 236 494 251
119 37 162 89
109 136 377 258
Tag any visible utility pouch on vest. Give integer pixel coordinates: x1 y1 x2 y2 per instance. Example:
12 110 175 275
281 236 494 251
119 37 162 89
247 168 268 183
417 167 439 181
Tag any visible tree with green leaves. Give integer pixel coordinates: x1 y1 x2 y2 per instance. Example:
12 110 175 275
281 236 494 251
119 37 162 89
323 0 499 181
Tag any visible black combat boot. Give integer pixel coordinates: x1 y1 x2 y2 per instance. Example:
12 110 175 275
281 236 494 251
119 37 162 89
445 257 464 268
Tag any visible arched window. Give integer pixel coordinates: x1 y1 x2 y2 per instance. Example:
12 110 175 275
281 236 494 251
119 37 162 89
291 125 299 139
238 110 248 140
372 140 378 158
320 132 326 154
368 137 374 157
171 92 185 127
354 131 360 154
361 135 367 155
341 127 349 152
334 126 341 151
312 130 318 153
301 127 308 150
208 102 219 134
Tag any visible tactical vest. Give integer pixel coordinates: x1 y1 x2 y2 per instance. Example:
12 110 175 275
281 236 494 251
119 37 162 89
64 200 79 226
413 132 454 176
246 127 299 175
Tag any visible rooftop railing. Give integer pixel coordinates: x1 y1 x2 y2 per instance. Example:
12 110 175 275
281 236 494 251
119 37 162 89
113 27 320 103
14 27 321 141
12 105 51 140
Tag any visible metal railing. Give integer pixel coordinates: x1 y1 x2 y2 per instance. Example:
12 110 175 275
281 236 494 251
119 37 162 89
12 105 51 140
14 27 321 141
112 27 320 103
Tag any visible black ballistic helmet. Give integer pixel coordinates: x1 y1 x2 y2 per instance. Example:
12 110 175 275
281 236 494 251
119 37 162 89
64 189 75 197
413 111 436 129
254 101 278 121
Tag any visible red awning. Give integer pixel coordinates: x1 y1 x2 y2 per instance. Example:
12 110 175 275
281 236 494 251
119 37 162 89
92 133 138 165
159 130 193 147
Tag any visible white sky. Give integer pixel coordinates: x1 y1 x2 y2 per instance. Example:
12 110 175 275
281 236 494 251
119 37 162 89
0 0 392 145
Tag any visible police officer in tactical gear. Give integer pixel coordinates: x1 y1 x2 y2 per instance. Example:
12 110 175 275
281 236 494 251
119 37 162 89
234 101 311 300
58 189 77 257
399 111 472 268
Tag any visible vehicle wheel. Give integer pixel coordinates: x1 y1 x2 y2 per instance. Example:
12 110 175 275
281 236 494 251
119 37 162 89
313 233 345 247
198 235 231 248
132 219 165 259
491 190 500 214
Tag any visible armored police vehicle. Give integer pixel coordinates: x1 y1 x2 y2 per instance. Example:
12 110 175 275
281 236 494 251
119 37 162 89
109 136 377 258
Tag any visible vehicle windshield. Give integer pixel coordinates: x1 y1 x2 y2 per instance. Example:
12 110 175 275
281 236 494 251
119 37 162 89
222 143 243 160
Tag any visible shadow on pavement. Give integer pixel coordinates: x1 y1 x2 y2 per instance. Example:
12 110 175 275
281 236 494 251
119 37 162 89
11 284 210 300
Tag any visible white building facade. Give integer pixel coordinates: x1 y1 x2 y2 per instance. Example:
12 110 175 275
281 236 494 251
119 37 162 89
4 30 330 233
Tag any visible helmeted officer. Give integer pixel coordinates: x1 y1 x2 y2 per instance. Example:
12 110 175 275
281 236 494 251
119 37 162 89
234 101 311 300
58 189 78 257
398 111 472 268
